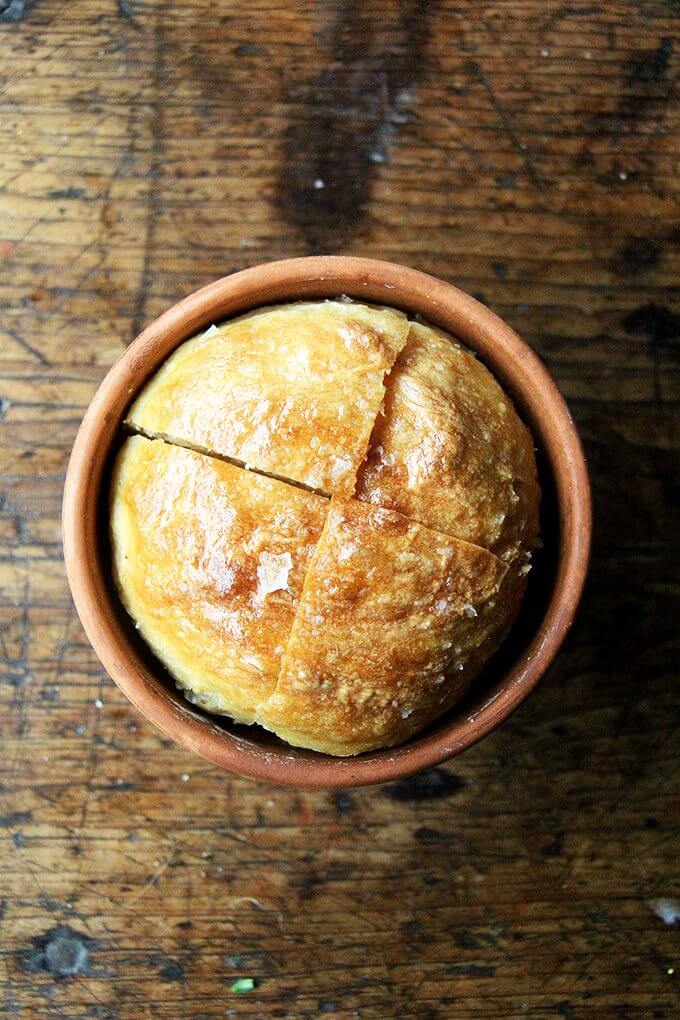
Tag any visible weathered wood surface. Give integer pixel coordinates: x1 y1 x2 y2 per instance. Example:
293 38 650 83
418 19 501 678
1 1 679 1017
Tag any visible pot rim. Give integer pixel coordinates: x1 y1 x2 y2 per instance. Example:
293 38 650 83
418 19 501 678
62 256 591 788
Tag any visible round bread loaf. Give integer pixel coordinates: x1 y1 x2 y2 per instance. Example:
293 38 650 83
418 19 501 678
111 301 539 755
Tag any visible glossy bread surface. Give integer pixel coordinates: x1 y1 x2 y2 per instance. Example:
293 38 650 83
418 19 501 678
260 499 510 755
110 436 328 722
355 321 540 565
114 302 541 756
127 301 410 496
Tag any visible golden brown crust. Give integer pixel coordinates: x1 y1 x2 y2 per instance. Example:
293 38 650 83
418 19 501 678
127 301 410 497
355 321 540 565
259 499 510 756
114 306 540 756
110 436 328 723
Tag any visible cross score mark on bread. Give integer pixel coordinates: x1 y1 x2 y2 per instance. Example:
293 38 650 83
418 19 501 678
110 437 327 724
126 301 411 497
112 302 540 755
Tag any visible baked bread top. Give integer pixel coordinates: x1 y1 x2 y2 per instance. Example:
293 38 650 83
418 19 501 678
112 301 540 756
111 436 327 723
127 301 410 497
260 499 512 756
355 321 540 567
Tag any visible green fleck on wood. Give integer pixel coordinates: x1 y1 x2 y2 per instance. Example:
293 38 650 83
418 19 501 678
230 977 257 994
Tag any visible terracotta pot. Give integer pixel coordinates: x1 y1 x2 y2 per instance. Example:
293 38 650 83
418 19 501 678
62 257 591 788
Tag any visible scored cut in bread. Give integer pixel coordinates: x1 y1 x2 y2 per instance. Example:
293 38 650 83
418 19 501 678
355 321 540 566
126 301 410 497
258 499 514 756
112 303 541 756
110 435 328 723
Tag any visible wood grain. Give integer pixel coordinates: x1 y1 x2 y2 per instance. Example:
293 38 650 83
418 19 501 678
1 1 679 1017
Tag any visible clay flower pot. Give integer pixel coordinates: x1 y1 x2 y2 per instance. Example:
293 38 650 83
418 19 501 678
62 257 591 787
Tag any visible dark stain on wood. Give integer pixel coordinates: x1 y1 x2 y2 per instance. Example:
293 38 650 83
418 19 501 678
0 0 31 22
23 926 93 978
453 930 505 949
47 186 86 200
384 767 466 801
331 789 355 812
159 959 185 982
294 867 324 901
612 236 663 276
621 301 680 402
584 34 674 141
275 0 435 250
542 832 565 857
447 963 496 977
625 36 673 87
234 42 268 58
556 4 601 15
623 303 680 341
118 0 138 23
619 36 674 123
413 825 456 844
0 811 32 828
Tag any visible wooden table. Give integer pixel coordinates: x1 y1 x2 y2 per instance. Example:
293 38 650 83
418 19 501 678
1 2 678 1017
